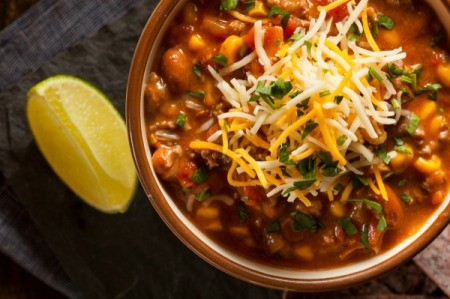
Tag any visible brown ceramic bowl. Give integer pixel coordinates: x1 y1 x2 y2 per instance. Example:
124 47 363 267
127 0 450 292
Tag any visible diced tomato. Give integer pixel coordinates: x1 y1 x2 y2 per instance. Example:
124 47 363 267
176 159 198 188
238 186 267 207
242 25 284 57
264 26 284 57
243 27 256 49
284 16 304 39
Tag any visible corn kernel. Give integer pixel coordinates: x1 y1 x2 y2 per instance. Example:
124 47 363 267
229 225 250 237
330 201 346 218
204 220 223 231
377 30 400 48
429 115 444 137
204 79 218 106
219 35 244 65
390 144 414 174
196 206 219 219
248 1 268 18
188 34 205 51
294 246 314 261
437 63 450 88
417 100 437 121
414 155 441 174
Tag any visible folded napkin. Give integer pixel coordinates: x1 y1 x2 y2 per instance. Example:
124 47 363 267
0 0 145 91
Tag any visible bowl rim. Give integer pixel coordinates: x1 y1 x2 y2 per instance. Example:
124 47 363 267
126 0 450 291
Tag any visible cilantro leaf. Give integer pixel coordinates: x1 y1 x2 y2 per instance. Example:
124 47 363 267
237 205 250 223
377 14 394 30
175 112 187 127
190 167 208 183
220 0 238 11
406 113 420 135
337 217 358 236
192 63 202 78
291 211 323 233
211 53 228 67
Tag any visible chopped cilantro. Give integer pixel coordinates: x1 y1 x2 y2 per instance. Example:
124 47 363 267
382 171 394 180
279 143 295 165
257 79 293 99
243 0 256 12
239 44 248 57
290 90 302 99
211 53 228 67
322 164 342 177
438 107 444 115
349 23 362 41
360 224 369 248
240 196 249 202
377 14 394 30
249 94 260 102
337 135 348 146
391 99 401 110
291 211 323 233
190 167 208 183
349 198 387 231
237 205 249 223
406 113 420 135
350 198 382 213
267 6 290 27
220 0 238 11
370 16 379 37
224 120 230 133
195 189 210 201
192 63 202 78
368 68 383 82
303 41 312 55
296 156 315 176
337 217 358 236
302 120 318 139
400 193 411 203
334 183 344 193
175 112 187 127
188 90 205 99
354 175 369 187
398 179 407 187
266 220 281 233
334 95 344 104
284 177 316 193
375 146 390 164
377 215 387 231
319 90 331 97
393 137 412 154
317 151 333 165
415 83 443 101
289 33 304 42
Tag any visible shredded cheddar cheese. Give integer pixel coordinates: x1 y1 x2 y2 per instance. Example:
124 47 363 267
190 0 405 204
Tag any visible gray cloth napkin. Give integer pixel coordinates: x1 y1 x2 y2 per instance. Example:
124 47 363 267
0 0 144 91
0 0 144 297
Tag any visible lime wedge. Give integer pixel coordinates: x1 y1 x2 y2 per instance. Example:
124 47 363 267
26 75 137 213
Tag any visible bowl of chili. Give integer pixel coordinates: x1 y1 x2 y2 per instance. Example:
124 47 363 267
127 0 450 291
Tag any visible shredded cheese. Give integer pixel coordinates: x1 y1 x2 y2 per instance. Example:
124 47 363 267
189 1 406 205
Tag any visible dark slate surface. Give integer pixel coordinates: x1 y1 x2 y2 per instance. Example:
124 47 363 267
0 1 448 299
0 2 280 298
